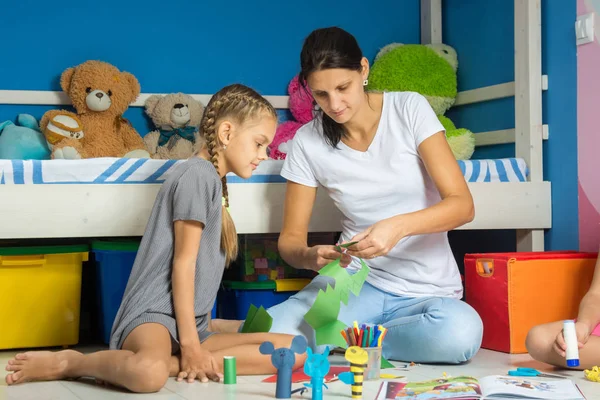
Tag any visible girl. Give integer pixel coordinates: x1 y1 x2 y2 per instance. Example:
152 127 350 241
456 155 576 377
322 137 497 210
266 27 483 364
5 84 306 392
526 247 600 370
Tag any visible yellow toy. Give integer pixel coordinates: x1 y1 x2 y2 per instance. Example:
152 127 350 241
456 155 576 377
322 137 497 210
584 366 600 382
339 346 369 399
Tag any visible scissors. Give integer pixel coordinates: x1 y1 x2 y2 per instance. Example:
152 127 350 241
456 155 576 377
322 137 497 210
508 367 567 379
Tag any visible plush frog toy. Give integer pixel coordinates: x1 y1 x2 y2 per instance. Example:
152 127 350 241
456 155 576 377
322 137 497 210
368 43 475 160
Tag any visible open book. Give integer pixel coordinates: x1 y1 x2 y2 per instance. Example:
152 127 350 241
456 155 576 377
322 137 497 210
375 375 585 400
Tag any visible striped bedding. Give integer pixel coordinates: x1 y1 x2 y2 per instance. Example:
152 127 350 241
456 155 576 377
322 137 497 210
0 158 528 184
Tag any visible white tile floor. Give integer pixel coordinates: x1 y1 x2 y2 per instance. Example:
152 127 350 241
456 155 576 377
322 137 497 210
1 347 599 400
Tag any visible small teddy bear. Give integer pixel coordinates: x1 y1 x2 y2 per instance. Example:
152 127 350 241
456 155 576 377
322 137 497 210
269 76 315 160
40 60 150 159
143 93 204 159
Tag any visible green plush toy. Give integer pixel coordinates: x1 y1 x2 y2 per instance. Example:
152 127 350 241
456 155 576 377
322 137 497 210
368 43 475 160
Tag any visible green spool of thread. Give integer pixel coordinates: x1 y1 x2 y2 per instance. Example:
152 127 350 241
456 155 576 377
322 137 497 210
224 356 236 384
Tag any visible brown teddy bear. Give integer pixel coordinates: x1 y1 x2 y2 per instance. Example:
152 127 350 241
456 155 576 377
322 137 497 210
40 60 150 159
143 93 204 159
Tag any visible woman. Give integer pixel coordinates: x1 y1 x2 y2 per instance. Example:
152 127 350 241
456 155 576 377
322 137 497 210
266 27 483 364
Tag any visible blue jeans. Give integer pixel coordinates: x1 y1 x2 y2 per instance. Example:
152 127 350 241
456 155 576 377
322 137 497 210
266 275 483 364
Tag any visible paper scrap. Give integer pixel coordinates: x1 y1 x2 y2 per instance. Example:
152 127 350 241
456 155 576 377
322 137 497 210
380 374 405 379
242 304 273 333
381 357 395 369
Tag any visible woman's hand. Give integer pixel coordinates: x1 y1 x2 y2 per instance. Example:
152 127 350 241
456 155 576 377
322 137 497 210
552 321 591 358
178 343 222 383
305 245 351 271
345 217 405 260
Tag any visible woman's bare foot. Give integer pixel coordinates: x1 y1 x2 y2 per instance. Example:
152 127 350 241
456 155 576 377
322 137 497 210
208 319 243 333
5 350 82 385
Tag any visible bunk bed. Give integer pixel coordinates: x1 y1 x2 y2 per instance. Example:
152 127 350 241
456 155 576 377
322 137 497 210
0 0 550 251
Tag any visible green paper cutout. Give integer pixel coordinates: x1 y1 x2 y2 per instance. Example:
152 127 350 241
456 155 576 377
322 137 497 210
315 320 349 349
381 357 395 369
241 304 273 333
303 258 369 346
303 285 340 329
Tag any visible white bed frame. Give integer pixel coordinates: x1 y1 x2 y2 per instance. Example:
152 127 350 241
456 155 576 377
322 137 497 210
0 0 550 251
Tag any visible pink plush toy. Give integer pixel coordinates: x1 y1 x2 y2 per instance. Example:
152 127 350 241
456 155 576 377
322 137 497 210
269 76 315 160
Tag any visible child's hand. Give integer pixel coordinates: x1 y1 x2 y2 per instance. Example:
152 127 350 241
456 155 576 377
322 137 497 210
305 245 351 271
178 344 222 383
553 321 591 357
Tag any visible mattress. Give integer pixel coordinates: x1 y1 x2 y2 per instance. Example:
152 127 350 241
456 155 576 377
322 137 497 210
0 157 528 184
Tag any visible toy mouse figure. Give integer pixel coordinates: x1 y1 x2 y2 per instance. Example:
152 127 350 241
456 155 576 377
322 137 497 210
259 335 308 399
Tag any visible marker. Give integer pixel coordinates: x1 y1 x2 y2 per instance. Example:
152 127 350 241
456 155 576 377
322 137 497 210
563 320 580 367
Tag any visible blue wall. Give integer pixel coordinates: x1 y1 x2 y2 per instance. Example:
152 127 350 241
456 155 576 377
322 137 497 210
0 0 420 133
443 0 578 251
1 0 578 252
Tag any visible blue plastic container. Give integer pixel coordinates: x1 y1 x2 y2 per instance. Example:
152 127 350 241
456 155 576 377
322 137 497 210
92 240 140 344
93 240 217 344
218 280 308 320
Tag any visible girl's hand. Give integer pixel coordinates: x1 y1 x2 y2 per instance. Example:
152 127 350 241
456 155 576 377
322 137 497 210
305 245 351 271
178 344 222 383
552 321 591 357
345 217 405 260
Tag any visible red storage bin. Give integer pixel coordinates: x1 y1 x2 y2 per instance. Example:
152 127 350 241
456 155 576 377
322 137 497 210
465 251 597 353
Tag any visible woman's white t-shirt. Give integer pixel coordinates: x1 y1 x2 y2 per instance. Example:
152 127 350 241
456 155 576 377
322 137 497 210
281 91 463 299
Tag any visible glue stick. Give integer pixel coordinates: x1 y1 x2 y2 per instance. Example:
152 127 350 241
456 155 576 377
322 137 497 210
224 356 237 384
563 320 580 367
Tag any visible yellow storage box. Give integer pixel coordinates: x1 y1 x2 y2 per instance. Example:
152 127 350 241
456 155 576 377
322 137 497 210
0 245 89 350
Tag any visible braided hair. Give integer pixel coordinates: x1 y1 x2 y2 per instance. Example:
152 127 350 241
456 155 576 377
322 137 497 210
199 84 277 265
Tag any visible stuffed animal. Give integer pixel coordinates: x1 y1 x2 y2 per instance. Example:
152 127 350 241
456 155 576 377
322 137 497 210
368 43 475 160
0 114 51 160
143 93 204 159
269 76 315 160
40 60 150 159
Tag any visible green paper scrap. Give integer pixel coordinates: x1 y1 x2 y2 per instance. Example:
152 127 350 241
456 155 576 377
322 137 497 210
241 304 272 333
334 241 358 252
303 257 370 346
381 357 395 369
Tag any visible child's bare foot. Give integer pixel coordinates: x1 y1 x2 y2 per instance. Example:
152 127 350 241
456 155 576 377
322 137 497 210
208 319 243 333
4 350 82 385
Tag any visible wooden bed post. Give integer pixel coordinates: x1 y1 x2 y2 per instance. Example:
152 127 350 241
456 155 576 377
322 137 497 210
515 0 545 251
421 0 442 44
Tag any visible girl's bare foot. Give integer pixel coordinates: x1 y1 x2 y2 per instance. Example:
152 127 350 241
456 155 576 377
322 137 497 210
5 350 82 385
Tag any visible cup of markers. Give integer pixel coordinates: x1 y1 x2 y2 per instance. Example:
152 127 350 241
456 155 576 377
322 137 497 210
341 322 387 380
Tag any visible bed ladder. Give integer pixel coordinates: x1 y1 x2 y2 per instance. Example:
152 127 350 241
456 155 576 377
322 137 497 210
421 0 545 252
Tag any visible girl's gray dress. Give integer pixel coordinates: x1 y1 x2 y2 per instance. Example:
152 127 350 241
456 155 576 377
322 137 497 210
109 157 225 353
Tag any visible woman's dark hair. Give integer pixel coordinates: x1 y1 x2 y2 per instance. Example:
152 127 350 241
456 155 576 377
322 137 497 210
298 27 364 148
